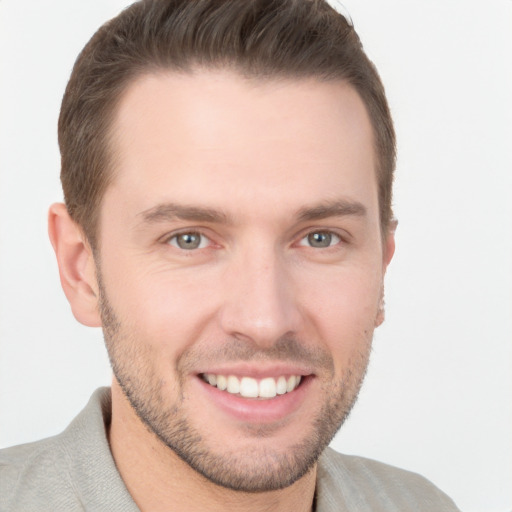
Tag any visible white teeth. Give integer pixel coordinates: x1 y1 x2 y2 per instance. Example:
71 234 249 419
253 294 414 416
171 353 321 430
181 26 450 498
216 375 227 391
259 377 277 398
286 375 297 392
203 373 303 398
276 376 287 395
240 377 259 398
227 375 240 394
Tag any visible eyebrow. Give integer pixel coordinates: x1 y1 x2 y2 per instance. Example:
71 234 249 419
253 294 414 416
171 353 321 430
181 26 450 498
139 203 232 224
296 199 367 222
138 198 366 226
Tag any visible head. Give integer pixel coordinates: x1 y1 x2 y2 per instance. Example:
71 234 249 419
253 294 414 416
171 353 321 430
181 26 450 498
50 0 396 495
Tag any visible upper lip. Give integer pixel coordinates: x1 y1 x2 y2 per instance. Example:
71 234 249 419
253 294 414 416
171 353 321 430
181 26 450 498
195 363 315 379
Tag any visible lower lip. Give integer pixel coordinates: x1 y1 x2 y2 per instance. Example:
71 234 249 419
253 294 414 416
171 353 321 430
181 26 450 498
195 375 313 424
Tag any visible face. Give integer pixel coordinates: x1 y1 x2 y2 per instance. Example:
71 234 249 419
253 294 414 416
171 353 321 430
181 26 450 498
95 70 393 492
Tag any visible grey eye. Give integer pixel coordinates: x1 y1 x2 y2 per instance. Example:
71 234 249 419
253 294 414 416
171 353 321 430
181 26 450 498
169 232 207 250
300 231 341 248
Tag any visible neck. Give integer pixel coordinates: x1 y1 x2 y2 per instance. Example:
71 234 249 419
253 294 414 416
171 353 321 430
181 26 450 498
108 381 317 512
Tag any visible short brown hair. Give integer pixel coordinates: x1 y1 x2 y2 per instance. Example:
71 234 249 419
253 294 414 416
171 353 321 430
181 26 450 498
59 0 395 248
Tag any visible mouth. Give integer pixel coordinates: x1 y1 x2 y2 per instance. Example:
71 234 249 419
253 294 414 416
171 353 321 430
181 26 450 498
195 369 314 424
200 373 303 399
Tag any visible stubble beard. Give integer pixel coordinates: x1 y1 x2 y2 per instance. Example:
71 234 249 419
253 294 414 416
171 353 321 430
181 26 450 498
98 277 373 493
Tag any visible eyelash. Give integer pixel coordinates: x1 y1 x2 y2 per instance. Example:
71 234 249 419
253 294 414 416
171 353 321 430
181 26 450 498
163 229 346 252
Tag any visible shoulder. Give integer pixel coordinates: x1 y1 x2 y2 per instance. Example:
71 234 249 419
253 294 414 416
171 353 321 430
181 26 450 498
0 433 79 511
0 388 138 512
316 447 461 512
0 389 112 511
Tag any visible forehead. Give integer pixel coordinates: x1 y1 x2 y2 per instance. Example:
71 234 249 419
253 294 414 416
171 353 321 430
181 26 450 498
105 69 377 221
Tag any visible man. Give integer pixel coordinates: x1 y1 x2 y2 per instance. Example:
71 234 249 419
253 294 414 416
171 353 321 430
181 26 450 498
0 1 460 510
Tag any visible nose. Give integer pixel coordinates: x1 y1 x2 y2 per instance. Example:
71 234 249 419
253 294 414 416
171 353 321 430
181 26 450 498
218 246 301 348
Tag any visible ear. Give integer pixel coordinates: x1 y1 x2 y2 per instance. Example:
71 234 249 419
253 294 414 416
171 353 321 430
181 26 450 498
375 219 397 327
48 203 102 327
382 219 397 271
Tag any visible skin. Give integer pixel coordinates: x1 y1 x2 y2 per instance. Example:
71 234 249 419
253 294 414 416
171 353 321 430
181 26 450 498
49 69 395 512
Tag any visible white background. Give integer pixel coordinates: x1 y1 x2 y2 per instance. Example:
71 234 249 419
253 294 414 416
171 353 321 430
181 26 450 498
0 1 511 511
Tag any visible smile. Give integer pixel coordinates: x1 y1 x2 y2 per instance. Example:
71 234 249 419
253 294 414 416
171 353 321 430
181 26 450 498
201 374 302 399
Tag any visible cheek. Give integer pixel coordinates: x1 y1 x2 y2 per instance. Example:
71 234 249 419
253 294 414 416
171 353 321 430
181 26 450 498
104 263 219 356
297 266 382 365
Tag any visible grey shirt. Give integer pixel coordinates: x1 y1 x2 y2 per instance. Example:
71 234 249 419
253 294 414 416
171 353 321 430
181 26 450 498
0 388 460 511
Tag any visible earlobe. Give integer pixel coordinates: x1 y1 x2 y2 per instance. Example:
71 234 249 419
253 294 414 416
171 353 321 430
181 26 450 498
48 203 102 327
383 219 397 270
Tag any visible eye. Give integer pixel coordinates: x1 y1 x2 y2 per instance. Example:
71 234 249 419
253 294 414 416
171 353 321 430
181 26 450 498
299 231 341 248
167 232 209 250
